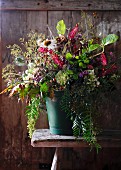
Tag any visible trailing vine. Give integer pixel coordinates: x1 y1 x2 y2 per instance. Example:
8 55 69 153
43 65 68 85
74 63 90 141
26 97 40 138
61 81 101 151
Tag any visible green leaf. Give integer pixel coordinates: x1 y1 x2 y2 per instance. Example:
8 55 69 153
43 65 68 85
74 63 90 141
80 53 87 59
102 34 118 46
79 62 83 67
88 44 100 52
66 70 73 75
66 53 72 60
88 39 93 45
73 74 78 80
29 88 40 98
56 20 66 35
19 88 26 100
40 82 48 93
83 59 89 64
69 61 74 65
82 48 87 54
75 56 79 59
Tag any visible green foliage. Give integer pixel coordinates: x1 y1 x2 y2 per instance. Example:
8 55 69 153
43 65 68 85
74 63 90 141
14 55 25 66
81 114 101 152
78 53 89 68
66 53 72 60
75 56 79 59
60 88 71 116
72 114 82 137
55 70 73 86
40 82 49 93
60 83 101 151
26 97 40 138
7 44 23 57
102 34 118 46
18 86 29 100
28 87 40 98
56 20 66 35
88 44 100 52
2 64 22 84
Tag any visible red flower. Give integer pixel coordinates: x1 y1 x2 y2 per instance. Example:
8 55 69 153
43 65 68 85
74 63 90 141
48 49 53 54
52 54 64 68
101 53 107 66
68 24 79 39
101 64 117 76
105 64 117 75
44 48 48 53
38 47 45 53
87 65 93 70
38 47 48 53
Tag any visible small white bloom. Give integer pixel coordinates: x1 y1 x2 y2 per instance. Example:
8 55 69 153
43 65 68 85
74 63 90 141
37 38 43 46
88 69 94 75
12 84 20 91
25 70 28 75
33 67 39 74
97 81 100 86
28 62 36 68
9 84 20 97
39 39 57 50
22 72 34 82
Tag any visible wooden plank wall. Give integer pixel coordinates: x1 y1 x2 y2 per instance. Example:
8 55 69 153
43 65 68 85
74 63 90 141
1 0 121 170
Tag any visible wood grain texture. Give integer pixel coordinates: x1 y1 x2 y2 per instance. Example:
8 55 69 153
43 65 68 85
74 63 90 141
31 129 121 148
26 11 48 34
1 1 121 170
48 11 72 36
1 10 28 170
0 5 6 170
0 2 1 92
1 0 121 11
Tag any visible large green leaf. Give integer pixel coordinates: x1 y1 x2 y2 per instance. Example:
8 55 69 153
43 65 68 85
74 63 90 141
102 34 118 46
88 44 100 52
56 20 66 35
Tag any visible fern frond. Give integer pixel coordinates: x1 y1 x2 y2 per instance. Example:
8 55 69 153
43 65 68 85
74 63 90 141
72 114 82 137
60 88 71 117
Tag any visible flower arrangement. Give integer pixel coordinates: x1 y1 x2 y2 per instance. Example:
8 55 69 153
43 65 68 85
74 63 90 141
1 18 119 150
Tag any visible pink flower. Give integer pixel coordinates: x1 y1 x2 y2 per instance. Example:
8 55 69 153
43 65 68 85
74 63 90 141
68 24 79 39
38 47 48 53
48 49 53 54
101 53 107 66
110 52 113 56
44 48 48 53
52 54 64 68
38 47 45 53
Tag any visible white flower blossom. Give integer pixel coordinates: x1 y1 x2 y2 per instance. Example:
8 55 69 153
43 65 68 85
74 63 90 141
38 39 57 50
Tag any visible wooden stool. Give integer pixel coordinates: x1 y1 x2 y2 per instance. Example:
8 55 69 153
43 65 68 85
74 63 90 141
31 129 121 170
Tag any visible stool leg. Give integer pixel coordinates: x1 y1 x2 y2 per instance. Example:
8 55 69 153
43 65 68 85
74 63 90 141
51 148 63 170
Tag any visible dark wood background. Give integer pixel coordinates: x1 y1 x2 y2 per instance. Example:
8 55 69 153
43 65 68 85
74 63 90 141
1 0 121 170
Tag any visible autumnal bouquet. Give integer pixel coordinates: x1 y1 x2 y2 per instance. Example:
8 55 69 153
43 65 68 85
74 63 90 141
1 19 119 149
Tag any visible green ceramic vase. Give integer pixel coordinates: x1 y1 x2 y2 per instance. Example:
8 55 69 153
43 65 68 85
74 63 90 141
46 90 73 135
